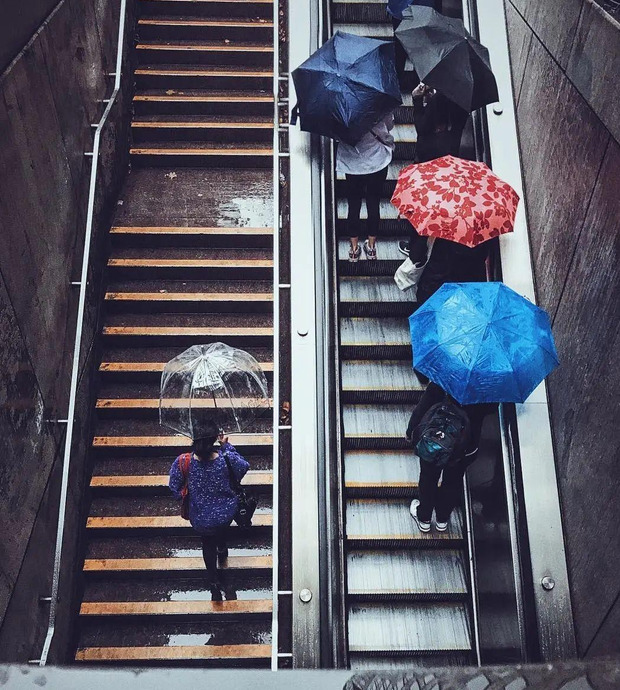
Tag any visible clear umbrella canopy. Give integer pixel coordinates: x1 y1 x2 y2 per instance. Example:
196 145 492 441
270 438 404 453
159 343 270 439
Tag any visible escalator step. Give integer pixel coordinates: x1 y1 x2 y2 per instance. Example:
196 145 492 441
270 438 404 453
90 470 272 493
109 225 273 248
348 602 471 653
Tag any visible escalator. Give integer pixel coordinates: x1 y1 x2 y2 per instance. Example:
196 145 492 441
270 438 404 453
73 0 277 667
329 0 482 669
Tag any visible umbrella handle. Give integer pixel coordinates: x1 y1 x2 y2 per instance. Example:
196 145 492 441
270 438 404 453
290 103 299 126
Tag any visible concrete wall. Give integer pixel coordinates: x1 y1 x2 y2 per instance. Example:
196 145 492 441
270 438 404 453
0 0 135 662
505 0 620 658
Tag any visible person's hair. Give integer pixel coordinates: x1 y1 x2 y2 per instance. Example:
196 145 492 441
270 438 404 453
192 419 220 459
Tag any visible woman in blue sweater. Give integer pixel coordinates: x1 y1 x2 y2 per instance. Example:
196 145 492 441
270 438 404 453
169 420 250 598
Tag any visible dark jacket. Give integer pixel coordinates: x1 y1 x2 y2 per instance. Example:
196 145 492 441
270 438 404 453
408 228 489 305
169 442 249 530
406 382 497 457
413 92 468 162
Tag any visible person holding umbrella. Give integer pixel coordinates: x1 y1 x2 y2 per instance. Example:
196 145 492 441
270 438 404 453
406 281 560 531
406 382 496 531
337 111 396 261
169 420 250 599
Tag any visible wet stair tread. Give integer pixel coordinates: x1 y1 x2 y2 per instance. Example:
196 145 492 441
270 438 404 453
110 225 273 235
92 434 273 447
132 120 273 128
75 644 272 661
90 470 273 488
80 599 272 616
130 145 272 155
138 18 275 27
99 361 274 374
86 513 273 529
340 318 410 347
107 258 273 267
104 291 273 302
84 555 272 572
136 42 273 52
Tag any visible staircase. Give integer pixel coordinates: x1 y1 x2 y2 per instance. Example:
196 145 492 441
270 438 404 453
74 0 275 667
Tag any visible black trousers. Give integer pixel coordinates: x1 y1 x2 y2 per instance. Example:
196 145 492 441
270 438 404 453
345 165 389 240
200 526 228 584
417 456 475 523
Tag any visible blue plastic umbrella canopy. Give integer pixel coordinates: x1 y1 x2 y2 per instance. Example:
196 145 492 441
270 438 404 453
291 31 402 145
409 282 559 404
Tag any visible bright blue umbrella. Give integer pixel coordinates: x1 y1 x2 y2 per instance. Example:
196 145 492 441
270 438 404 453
291 31 402 145
409 282 559 404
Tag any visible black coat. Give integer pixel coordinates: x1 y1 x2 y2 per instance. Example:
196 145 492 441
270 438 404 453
413 92 468 162
406 382 497 457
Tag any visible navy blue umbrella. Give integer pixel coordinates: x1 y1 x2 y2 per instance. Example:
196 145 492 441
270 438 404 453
291 31 402 146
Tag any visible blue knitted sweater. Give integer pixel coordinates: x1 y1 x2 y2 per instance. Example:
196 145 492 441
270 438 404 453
169 442 250 530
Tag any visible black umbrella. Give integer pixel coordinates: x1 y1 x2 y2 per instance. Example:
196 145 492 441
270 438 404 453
291 31 402 146
395 6 498 112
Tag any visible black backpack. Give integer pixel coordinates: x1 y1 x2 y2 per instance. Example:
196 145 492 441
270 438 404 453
413 400 471 468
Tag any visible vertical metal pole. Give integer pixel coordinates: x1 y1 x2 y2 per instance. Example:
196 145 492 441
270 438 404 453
271 0 282 672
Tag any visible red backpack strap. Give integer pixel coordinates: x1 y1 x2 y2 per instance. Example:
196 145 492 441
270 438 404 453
179 453 192 495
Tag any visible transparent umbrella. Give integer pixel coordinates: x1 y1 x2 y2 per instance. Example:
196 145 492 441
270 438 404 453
159 343 270 439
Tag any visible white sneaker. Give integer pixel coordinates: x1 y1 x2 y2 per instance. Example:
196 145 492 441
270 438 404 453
435 520 449 532
409 499 431 533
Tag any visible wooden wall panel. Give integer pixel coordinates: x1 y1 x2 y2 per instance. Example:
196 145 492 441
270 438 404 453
504 1 532 104
508 0 584 68
506 0 620 657
515 37 609 318
546 139 620 654
567 0 620 143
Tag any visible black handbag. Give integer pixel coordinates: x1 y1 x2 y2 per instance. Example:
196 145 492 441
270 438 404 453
223 453 258 529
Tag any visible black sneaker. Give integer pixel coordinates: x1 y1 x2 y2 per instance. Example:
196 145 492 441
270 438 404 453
398 240 410 257
209 583 223 602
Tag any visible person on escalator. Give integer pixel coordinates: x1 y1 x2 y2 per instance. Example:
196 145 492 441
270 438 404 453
405 382 496 532
169 420 249 600
337 111 395 262
397 83 470 261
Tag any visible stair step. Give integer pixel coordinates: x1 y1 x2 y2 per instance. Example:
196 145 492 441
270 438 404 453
80 599 272 617
90 470 272 491
130 145 273 167
109 225 273 247
341 360 423 404
96 397 273 419
136 42 273 66
92 434 272 454
104 291 273 313
86 513 272 531
83 555 272 573
135 66 273 90
75 644 271 663
133 92 273 116
98 360 274 382
131 119 273 143
139 0 274 20
101 325 273 347
107 257 272 278
137 18 273 42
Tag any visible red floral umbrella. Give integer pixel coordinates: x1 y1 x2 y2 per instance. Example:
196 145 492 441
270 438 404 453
391 155 520 248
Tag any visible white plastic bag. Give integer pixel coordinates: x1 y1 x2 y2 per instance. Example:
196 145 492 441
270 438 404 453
394 238 435 298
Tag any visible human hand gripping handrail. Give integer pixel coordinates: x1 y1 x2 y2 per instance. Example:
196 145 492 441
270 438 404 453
35 0 128 666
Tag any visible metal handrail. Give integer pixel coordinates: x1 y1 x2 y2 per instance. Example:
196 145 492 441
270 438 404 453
35 0 128 666
270 0 281 671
